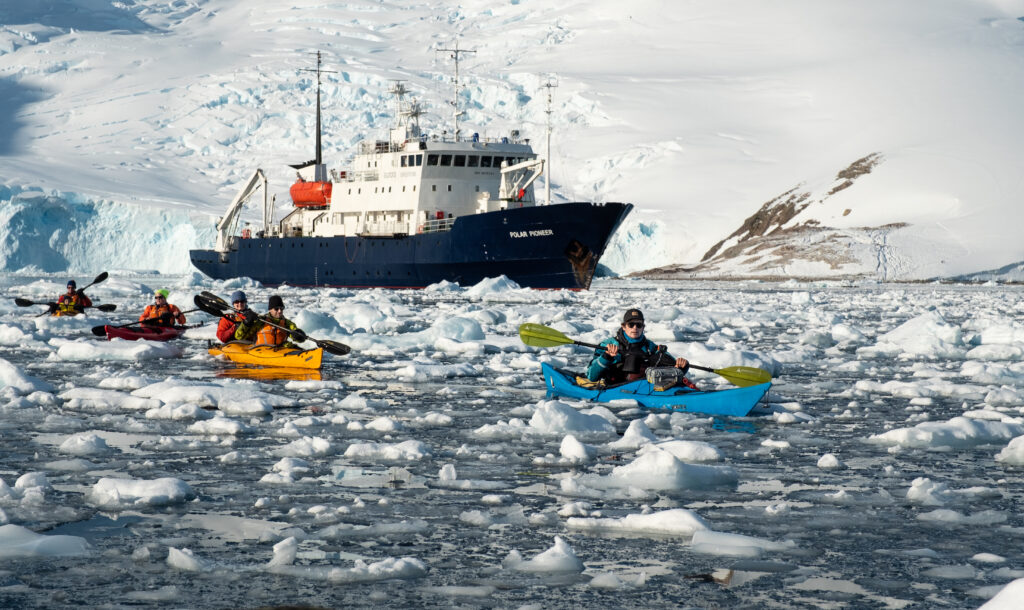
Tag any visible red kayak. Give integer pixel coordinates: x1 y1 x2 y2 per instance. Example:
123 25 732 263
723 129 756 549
104 325 184 342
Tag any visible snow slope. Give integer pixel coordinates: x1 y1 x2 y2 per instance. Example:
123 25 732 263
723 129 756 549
1 0 1023 279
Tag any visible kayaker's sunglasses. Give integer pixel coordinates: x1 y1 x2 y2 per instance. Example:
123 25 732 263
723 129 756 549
626 322 644 329
270 306 284 312
155 295 166 300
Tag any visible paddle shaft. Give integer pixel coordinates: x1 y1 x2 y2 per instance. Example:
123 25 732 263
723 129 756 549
92 307 201 336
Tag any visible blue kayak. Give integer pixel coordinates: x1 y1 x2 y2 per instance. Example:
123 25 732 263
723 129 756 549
541 363 771 417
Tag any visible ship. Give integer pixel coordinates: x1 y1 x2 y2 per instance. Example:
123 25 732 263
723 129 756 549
189 50 632 290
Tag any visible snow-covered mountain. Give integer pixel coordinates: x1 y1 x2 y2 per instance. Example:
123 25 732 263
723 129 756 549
2 0 1023 280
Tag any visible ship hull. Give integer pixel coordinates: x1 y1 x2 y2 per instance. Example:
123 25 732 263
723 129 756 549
190 202 632 289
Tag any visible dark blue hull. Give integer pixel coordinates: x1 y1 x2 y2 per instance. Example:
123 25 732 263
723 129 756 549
190 202 632 289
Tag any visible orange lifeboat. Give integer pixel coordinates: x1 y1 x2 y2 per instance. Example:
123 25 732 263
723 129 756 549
290 181 331 208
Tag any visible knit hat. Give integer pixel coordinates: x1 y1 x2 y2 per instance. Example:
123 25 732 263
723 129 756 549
230 290 247 304
622 308 644 324
268 295 284 310
154 289 169 298
67 280 77 289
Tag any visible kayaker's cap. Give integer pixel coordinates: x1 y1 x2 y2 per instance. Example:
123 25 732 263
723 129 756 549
154 289 169 299
230 290 247 304
268 295 284 310
67 280 76 289
622 308 644 324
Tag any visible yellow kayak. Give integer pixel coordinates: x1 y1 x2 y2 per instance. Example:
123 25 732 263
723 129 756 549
209 343 323 370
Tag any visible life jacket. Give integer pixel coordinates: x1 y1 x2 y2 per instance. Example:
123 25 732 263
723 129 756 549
255 318 290 347
603 330 674 383
140 303 183 325
57 292 90 314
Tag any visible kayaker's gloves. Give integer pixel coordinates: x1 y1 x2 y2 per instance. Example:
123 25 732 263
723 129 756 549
291 329 307 343
243 309 258 325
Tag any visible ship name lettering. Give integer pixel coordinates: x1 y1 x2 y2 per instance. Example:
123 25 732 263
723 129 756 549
509 229 554 238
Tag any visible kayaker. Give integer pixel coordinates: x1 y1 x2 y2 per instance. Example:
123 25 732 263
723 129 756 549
139 289 186 326
234 294 307 348
586 308 696 387
53 280 93 315
216 290 250 343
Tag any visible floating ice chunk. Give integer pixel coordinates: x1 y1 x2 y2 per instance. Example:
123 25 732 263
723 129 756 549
433 464 506 490
567 508 711 537
59 387 161 411
59 432 113 455
643 439 723 463
14 472 51 492
917 509 1006 525
560 435 597 463
980 578 1024 609
188 415 253 436
972 553 1006 563
817 453 842 469
89 477 194 509
366 416 403 432
691 529 795 557
577 444 737 491
395 362 480 381
465 275 522 297
0 524 90 558
145 403 215 421
54 339 183 361
860 310 965 359
167 547 213 572
506 536 584 573
995 436 1024 465
608 419 658 450
268 536 298 567
906 477 953 506
868 417 1024 449
274 436 333 457
831 323 867 344
0 358 53 394
344 440 431 461
528 400 615 439
339 393 389 411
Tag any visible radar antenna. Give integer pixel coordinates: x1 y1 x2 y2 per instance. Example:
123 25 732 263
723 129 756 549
542 76 558 206
437 42 476 141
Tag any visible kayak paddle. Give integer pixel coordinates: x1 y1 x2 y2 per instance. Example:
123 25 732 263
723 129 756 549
18 298 117 313
16 272 113 314
517 322 772 387
90 308 201 337
194 293 351 356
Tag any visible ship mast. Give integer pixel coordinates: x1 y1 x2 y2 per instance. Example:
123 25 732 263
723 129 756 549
299 51 337 167
437 42 475 141
543 77 558 206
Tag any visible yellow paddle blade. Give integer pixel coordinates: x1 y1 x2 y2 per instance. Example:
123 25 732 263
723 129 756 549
714 366 772 387
518 323 574 348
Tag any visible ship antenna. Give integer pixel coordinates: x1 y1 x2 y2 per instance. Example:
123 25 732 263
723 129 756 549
437 41 476 141
543 76 558 206
300 51 337 165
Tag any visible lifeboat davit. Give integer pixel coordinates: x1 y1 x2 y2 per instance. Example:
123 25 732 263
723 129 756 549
290 181 331 208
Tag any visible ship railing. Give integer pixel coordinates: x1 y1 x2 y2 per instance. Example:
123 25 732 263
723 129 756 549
361 221 410 237
417 217 454 234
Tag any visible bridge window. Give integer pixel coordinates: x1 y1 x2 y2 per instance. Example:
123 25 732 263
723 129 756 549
415 154 423 166
467 155 479 167
480 156 492 168
453 155 465 167
427 154 439 166
440 154 452 166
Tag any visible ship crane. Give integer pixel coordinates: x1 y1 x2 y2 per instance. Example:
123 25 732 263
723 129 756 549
499 158 545 203
215 168 268 253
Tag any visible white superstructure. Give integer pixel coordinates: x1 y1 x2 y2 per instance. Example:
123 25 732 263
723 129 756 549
277 80 544 239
